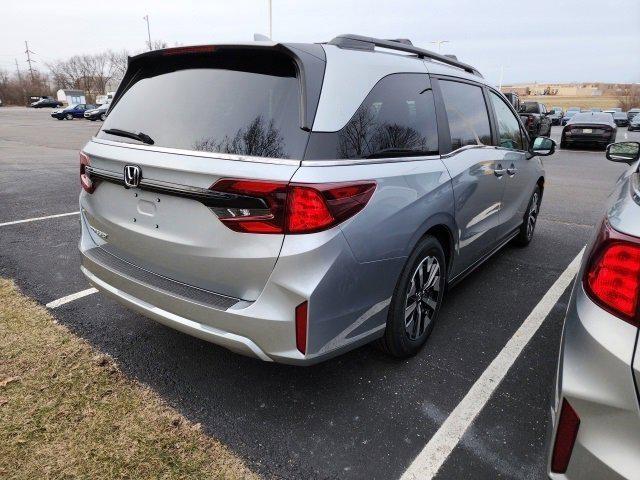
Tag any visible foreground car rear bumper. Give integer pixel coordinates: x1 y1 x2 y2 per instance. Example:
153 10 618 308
79 209 400 365
549 282 640 479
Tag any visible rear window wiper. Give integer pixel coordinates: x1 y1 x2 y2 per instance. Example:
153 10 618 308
102 128 154 145
365 148 436 159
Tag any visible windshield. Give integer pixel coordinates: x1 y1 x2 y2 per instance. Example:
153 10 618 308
98 51 308 159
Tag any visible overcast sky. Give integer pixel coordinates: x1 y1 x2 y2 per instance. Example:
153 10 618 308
2 0 639 85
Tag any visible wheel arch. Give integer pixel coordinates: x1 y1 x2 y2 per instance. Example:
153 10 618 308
407 213 458 278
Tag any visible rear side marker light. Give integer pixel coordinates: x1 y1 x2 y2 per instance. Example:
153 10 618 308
551 399 580 473
295 301 308 355
210 179 376 234
79 151 94 194
584 221 640 325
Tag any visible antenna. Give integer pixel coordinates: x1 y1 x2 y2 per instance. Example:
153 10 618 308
24 41 36 81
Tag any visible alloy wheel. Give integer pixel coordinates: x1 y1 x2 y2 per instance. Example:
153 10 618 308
404 255 440 340
527 192 539 239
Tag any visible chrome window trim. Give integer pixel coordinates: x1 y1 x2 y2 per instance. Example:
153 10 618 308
439 144 494 159
91 138 302 166
300 155 441 167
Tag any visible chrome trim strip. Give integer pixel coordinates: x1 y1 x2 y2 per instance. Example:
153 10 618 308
91 137 302 166
300 154 441 167
440 144 495 159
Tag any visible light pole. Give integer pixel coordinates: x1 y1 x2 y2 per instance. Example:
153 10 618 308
498 65 510 90
143 15 152 50
268 0 272 39
430 40 449 54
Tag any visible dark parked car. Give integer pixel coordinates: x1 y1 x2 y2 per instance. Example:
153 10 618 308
627 108 640 121
613 112 629 127
549 106 564 125
561 109 580 126
628 115 640 131
31 96 63 108
51 104 96 120
519 101 552 137
560 112 617 150
502 92 520 111
84 103 109 121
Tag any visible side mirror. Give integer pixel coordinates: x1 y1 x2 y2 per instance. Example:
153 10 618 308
529 136 556 157
606 142 640 165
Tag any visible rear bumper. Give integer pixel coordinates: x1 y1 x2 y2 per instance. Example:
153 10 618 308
549 282 640 479
79 208 400 365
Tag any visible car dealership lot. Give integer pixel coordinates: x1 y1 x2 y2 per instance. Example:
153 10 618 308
1 106 639 479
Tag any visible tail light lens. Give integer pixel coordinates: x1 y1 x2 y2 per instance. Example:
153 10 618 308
79 152 94 193
551 399 580 473
295 301 308 354
211 179 376 234
583 220 640 325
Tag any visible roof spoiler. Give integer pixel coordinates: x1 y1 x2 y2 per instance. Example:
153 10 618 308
327 34 483 78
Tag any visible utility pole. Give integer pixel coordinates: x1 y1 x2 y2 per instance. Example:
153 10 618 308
143 15 152 50
430 40 449 54
24 41 36 81
268 0 272 39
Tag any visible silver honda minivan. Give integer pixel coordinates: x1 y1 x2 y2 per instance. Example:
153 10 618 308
78 34 554 364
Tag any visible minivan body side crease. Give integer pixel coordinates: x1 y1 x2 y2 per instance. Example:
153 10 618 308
78 37 549 364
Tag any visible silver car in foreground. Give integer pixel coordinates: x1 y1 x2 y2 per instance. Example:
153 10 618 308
79 35 554 365
548 141 640 478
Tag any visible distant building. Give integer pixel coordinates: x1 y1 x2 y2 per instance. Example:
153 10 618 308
56 89 86 105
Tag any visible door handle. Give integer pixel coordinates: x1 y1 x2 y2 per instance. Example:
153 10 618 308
507 164 517 176
494 165 506 177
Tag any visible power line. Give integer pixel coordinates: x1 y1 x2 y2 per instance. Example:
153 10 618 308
24 40 36 81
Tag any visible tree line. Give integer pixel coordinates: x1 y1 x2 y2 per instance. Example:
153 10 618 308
0 40 168 105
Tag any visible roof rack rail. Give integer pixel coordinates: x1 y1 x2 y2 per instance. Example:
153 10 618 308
327 34 483 78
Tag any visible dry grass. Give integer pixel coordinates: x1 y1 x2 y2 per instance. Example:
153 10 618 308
0 278 258 480
522 95 621 111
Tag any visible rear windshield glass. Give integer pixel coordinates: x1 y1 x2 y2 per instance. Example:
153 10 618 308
97 50 308 159
520 102 540 113
569 113 612 123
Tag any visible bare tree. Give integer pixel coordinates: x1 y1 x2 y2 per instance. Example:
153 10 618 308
616 85 640 111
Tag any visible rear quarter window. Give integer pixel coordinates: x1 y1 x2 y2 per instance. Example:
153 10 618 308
439 80 492 150
304 73 438 160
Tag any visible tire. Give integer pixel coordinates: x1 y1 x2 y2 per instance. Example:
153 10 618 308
100 113 106 121
560 137 567 149
378 235 446 358
65 113 73 120
513 186 541 247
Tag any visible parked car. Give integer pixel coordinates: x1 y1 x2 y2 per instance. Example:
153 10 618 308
502 92 520 111
560 112 617 150
549 106 564 125
548 141 640 479
51 103 96 120
561 110 580 126
628 115 640 131
0 98 3 107
84 103 109 121
31 96 63 108
77 35 555 364
603 109 616 118
613 111 629 127
519 101 552 136
627 108 640 121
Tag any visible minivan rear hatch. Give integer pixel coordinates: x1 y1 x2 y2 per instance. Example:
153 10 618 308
81 44 324 301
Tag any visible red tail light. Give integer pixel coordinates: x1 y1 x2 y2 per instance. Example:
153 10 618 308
79 152 94 193
551 399 580 473
295 301 308 354
583 220 640 325
211 179 376 234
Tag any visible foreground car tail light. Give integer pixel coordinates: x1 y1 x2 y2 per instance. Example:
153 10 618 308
551 399 580 473
79 152 94 193
295 301 308 354
583 221 640 325
211 179 376 234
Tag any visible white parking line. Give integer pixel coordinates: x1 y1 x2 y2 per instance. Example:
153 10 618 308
0 211 79 227
46 288 98 309
400 247 585 480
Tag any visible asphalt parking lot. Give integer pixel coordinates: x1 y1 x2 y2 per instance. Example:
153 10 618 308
2 106 639 479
